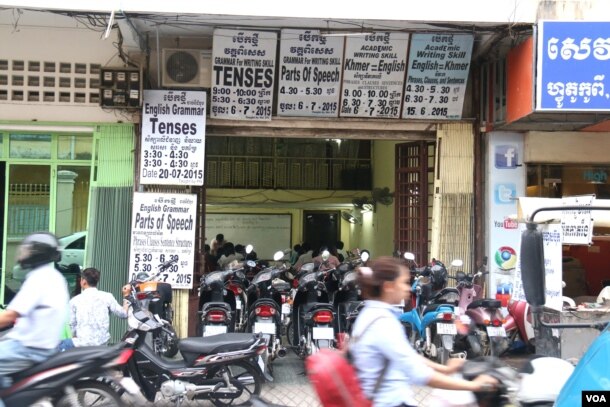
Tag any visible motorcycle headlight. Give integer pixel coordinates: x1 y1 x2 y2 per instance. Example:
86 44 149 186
204 271 224 285
252 271 272 285
300 272 317 284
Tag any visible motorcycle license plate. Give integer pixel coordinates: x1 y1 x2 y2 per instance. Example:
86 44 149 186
203 325 227 337
313 327 334 340
254 322 276 335
281 303 291 315
486 326 506 337
436 323 457 335
235 298 242 310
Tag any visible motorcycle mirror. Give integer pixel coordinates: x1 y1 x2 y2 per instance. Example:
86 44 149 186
246 260 256 268
321 250 330 261
246 244 254 254
456 271 466 280
273 250 285 261
403 252 415 261
520 222 546 307
360 250 370 262
451 259 463 268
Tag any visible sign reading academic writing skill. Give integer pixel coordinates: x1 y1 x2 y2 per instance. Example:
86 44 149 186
277 29 344 117
340 32 409 118
129 192 197 289
403 33 473 120
211 29 277 120
537 21 610 111
140 90 206 185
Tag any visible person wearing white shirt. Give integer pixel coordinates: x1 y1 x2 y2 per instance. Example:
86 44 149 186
351 256 497 407
0 232 69 395
59 267 129 350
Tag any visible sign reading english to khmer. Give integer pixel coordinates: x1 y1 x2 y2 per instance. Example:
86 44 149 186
402 33 473 120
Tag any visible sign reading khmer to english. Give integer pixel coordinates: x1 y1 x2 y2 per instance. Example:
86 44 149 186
537 21 610 111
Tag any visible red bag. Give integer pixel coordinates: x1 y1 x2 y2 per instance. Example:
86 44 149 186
305 316 388 407
306 348 372 407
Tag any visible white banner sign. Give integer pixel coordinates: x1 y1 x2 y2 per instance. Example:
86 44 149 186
211 29 277 120
514 222 563 311
340 32 409 118
277 29 343 117
561 195 594 245
140 90 206 185
403 33 473 120
129 192 197 289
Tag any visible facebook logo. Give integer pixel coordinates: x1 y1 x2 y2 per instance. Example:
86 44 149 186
495 145 518 169
495 183 516 204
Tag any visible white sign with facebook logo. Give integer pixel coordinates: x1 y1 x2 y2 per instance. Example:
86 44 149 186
486 133 525 301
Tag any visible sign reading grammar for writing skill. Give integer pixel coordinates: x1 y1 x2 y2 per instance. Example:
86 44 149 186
140 90 206 186
129 192 197 289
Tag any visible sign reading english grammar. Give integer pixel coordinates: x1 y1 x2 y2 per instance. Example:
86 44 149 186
537 21 610 111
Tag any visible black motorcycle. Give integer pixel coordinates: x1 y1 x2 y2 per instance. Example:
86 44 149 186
0 341 139 406
289 252 337 357
121 304 267 406
198 266 249 336
333 251 370 336
245 251 290 375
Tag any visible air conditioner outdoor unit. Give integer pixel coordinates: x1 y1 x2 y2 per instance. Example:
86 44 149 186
161 48 212 88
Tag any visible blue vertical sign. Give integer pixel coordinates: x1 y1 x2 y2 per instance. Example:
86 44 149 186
537 21 610 111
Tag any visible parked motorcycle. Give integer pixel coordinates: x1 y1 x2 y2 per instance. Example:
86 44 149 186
0 341 140 407
399 253 462 364
290 252 337 357
245 251 290 376
130 257 179 358
122 294 267 406
333 251 370 336
199 264 249 336
505 299 535 353
452 258 510 357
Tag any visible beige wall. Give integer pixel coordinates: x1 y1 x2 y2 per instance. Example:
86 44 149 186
525 131 610 164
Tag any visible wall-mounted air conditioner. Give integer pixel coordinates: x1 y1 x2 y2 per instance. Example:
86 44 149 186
161 48 212 88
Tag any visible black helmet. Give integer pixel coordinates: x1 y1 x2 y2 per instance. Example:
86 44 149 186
17 232 61 270
429 261 448 289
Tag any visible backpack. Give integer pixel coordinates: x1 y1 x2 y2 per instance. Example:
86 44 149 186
305 317 389 407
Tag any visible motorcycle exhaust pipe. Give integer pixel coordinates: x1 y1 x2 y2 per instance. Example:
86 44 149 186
277 347 287 358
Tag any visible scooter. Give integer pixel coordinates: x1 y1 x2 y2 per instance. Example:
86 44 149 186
198 264 248 336
333 251 370 336
122 299 268 406
129 258 179 358
290 251 337 358
399 253 462 364
0 341 140 407
245 251 290 376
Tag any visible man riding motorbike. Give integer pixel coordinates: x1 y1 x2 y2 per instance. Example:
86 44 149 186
0 232 70 406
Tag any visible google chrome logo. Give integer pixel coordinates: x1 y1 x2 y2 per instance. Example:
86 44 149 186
495 246 517 270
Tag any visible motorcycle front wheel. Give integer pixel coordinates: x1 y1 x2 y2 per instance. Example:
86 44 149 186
205 361 262 406
54 381 124 407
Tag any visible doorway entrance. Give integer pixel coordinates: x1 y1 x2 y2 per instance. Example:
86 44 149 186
303 211 340 253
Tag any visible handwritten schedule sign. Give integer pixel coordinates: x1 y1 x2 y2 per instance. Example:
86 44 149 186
403 33 473 120
561 195 594 245
537 21 610 111
211 29 277 120
340 32 409 118
140 90 205 185
129 192 197 289
277 29 343 117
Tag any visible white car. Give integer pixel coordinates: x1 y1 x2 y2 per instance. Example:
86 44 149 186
58 231 87 267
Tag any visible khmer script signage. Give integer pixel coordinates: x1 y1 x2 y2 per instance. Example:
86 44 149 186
537 21 610 111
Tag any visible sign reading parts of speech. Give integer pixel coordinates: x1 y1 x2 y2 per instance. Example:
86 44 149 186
403 33 473 120
277 29 344 117
537 21 610 111
129 192 197 289
211 29 277 121
340 32 409 118
140 90 206 186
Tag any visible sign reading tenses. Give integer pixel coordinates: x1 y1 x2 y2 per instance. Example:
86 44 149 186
140 90 206 185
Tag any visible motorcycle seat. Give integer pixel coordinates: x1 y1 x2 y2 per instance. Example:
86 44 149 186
11 345 121 381
302 302 334 314
467 299 502 310
179 333 259 355
421 303 453 315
